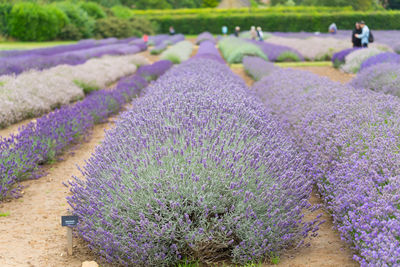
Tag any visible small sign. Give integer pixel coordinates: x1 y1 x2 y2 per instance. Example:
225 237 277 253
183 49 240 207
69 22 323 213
61 216 78 227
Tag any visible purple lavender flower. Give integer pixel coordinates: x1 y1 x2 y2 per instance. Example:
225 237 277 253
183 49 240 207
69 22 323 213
243 56 276 80
359 52 400 71
68 58 319 266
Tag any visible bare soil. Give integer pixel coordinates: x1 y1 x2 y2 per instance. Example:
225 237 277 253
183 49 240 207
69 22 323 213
287 66 355 84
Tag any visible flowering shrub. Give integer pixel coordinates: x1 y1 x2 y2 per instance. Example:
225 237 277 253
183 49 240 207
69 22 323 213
160 40 193 64
359 52 400 71
0 61 171 201
192 40 225 64
68 58 320 266
249 40 303 62
147 34 169 46
218 37 268 64
351 62 400 97
0 55 148 128
0 38 145 76
243 56 275 81
253 67 400 266
150 42 167 55
341 48 384 73
196 32 215 44
331 47 360 68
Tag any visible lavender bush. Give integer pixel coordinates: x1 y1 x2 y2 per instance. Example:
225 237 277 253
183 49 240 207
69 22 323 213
68 58 320 266
249 40 303 62
192 40 225 64
351 62 400 97
0 40 145 76
218 37 268 64
341 48 384 73
0 55 148 128
0 61 171 201
253 67 400 266
150 42 167 55
243 56 276 81
359 52 400 71
160 41 193 64
196 32 215 44
331 47 360 68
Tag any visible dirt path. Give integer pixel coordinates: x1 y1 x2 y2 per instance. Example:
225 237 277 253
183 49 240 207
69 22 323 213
286 66 355 84
0 118 118 267
231 65 358 267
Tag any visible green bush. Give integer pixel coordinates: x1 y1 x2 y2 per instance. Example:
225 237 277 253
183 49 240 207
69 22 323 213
54 2 95 38
94 17 140 38
58 23 83 40
8 3 65 41
80 2 106 19
276 51 301 62
111 5 133 19
128 17 158 35
0 3 12 36
219 37 268 63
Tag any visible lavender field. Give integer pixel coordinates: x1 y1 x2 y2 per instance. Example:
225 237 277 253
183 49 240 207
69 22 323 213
1 29 400 267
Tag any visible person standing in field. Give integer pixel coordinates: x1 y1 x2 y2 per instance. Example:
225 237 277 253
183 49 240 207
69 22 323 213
256 26 264 41
169 26 175 35
355 21 370 48
222 25 228 36
250 26 257 40
329 22 337 34
352 22 362 48
234 26 240 37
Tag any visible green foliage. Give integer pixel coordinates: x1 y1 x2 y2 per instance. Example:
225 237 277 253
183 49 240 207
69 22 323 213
202 0 219 7
0 212 10 217
94 17 140 38
8 2 65 41
389 0 400 9
219 37 268 63
276 51 301 62
54 2 95 38
0 3 12 36
58 23 83 40
79 2 106 19
128 17 158 35
110 5 132 19
74 80 100 94
149 10 400 34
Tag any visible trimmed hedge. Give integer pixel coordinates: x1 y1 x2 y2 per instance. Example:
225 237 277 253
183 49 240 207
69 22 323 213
132 6 354 17
94 17 140 38
8 3 66 41
150 11 400 34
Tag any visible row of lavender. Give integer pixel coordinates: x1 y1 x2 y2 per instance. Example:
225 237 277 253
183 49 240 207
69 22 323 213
0 55 149 128
150 34 185 55
245 56 400 266
0 37 148 77
0 60 172 201
67 41 320 266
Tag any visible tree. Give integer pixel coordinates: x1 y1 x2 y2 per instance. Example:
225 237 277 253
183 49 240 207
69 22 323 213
389 0 400 8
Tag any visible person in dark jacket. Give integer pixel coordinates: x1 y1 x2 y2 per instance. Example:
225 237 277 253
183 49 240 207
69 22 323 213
234 26 240 37
352 22 362 48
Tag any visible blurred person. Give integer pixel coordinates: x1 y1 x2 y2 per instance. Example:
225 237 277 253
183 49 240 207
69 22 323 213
355 21 370 48
222 25 228 36
256 26 264 41
169 26 175 35
143 34 149 43
352 22 362 48
329 22 337 34
250 26 257 40
234 26 240 37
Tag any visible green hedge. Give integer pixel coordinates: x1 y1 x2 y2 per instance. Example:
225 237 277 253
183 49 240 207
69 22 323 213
132 6 353 17
150 11 400 34
8 3 66 41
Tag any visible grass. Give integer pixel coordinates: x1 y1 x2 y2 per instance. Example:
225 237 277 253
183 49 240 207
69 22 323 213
276 61 332 67
0 41 77 50
0 212 10 217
